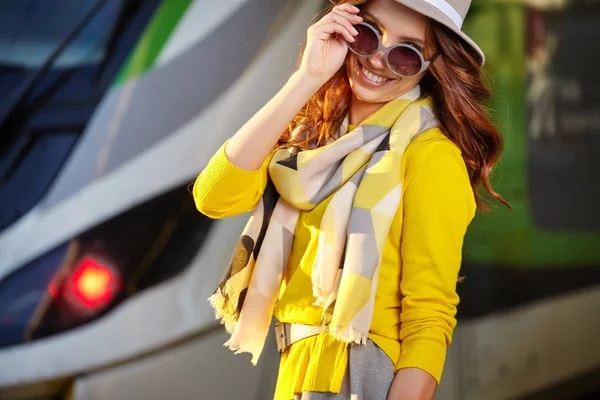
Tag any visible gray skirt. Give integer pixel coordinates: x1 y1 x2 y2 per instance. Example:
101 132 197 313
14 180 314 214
293 339 395 400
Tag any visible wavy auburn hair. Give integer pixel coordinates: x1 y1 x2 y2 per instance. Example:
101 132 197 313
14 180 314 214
280 0 509 211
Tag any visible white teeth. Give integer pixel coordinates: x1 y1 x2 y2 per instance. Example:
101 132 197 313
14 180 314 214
362 66 387 84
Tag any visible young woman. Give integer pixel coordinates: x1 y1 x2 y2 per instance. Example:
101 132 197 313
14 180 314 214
193 0 507 399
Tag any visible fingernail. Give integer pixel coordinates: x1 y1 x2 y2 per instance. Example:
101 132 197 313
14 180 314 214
352 5 360 11
352 28 358 35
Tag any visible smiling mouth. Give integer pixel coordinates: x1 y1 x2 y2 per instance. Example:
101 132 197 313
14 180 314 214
355 59 396 85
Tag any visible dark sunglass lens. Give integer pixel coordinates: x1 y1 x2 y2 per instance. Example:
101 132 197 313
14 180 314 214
348 24 378 55
388 46 422 77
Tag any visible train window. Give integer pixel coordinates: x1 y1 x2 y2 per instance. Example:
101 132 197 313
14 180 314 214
0 1 123 69
0 0 160 230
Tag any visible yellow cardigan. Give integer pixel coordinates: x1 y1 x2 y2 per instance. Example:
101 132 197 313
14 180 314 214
193 127 476 399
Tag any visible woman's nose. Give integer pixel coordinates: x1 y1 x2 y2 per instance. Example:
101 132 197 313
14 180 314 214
369 49 387 70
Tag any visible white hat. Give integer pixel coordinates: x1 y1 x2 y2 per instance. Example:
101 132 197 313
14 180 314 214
395 0 485 65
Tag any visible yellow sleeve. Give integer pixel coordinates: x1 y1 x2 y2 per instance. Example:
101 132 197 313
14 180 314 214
396 134 476 383
192 140 273 219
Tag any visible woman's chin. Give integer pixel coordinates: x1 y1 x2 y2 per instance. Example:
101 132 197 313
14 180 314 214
350 80 391 104
353 90 380 104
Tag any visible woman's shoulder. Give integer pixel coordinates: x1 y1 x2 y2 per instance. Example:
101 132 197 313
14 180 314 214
407 127 460 155
404 127 463 163
403 127 469 178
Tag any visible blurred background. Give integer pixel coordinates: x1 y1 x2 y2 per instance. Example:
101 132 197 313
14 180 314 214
0 0 598 399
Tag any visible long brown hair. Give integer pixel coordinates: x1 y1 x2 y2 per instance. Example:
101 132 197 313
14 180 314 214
280 0 509 211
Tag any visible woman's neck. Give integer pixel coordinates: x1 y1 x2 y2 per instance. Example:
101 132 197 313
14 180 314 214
349 93 386 126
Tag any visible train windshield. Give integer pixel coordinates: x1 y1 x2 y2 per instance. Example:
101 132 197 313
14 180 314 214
0 1 122 70
0 0 154 231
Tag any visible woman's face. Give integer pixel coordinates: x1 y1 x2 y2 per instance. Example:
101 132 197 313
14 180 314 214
346 0 430 103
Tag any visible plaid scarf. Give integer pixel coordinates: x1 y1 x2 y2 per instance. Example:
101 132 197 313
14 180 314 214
209 85 437 363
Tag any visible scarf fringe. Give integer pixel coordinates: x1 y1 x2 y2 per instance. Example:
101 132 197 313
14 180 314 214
209 292 261 365
208 292 237 334
223 338 260 366
328 324 369 345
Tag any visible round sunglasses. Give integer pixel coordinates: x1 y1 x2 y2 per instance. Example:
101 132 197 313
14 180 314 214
345 22 440 78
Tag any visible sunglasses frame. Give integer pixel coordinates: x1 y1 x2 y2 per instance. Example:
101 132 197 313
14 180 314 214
345 21 438 78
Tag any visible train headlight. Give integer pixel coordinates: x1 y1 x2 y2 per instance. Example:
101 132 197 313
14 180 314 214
0 183 215 348
60 253 121 315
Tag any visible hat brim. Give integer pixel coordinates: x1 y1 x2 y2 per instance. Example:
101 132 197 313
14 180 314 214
394 0 485 66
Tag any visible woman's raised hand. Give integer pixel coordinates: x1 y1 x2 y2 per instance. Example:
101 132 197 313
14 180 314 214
298 3 362 85
220 4 363 171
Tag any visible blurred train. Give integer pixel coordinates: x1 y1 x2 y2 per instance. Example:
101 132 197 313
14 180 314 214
0 1 598 399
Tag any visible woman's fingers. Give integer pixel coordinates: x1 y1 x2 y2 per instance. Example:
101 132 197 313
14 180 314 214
331 7 363 26
333 3 360 15
313 6 362 42
328 12 360 37
299 2 362 81
320 21 356 42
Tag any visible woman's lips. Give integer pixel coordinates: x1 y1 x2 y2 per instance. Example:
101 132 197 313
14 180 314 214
355 61 395 88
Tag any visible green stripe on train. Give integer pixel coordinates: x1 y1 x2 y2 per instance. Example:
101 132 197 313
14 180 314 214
113 0 193 85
